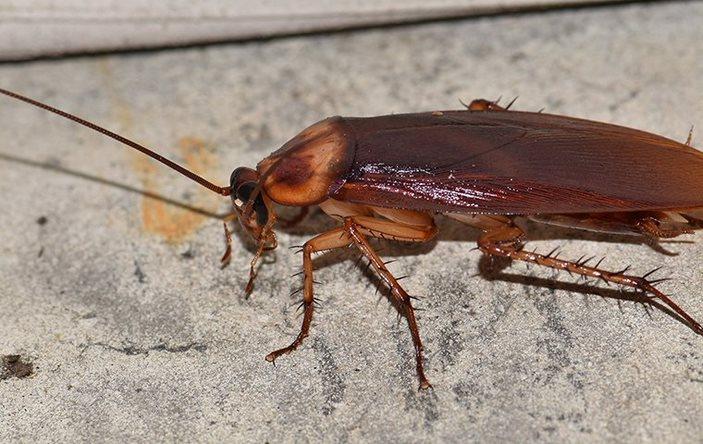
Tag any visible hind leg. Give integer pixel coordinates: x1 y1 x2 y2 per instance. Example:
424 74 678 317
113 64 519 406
454 215 703 334
486 224 702 334
529 211 697 239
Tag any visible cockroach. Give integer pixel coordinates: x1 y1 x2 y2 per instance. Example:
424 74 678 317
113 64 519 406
2 88 702 390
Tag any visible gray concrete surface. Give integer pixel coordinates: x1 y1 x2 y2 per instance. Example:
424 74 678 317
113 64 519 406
0 0 633 60
1 2 702 442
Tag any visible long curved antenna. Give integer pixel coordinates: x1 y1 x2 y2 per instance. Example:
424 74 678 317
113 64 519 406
0 87 231 196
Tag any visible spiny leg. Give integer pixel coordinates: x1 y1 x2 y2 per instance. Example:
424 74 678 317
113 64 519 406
477 224 703 334
342 216 436 389
267 211 436 389
265 227 351 363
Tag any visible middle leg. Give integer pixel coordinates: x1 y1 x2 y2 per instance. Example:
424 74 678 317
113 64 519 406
343 217 436 389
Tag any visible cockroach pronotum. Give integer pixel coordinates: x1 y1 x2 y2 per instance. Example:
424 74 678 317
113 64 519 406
2 88 702 389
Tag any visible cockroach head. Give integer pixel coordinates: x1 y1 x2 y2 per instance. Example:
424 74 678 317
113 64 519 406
229 167 276 245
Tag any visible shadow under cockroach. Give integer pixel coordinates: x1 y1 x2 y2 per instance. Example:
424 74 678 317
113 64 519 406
0 159 678 331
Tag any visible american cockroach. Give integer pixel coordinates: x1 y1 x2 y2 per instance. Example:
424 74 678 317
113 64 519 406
2 88 702 390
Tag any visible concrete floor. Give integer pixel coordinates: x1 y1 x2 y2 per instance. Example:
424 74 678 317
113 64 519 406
1 2 702 442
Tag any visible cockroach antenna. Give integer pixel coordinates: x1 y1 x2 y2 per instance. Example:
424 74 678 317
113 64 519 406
0 87 231 196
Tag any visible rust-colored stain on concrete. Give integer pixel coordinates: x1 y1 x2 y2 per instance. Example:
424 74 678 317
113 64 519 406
98 63 219 244
133 137 218 243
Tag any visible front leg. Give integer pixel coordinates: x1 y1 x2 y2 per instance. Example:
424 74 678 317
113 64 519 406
267 206 437 389
265 227 352 363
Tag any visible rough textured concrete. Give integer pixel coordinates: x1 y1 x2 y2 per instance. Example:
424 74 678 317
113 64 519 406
1 2 702 442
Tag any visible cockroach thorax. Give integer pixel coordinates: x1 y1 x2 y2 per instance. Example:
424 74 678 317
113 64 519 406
257 117 354 206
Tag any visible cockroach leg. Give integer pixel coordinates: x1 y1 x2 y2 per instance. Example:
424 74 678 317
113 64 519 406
266 227 351 363
220 212 238 267
221 222 233 267
635 216 694 239
685 125 694 146
343 217 434 390
244 243 264 295
637 223 693 239
477 224 703 335
245 233 279 295
504 96 519 110
244 218 278 295
528 211 698 239
267 211 436 389
223 212 238 223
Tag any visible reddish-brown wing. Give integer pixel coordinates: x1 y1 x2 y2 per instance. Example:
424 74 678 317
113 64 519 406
331 110 703 214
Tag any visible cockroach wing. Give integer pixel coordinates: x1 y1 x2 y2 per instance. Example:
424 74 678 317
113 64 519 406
331 110 703 214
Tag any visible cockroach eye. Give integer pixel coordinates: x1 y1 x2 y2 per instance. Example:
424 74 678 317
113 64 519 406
236 182 256 203
229 168 244 190
230 167 258 191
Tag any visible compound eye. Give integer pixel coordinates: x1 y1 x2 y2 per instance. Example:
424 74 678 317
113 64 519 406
230 167 246 189
233 181 268 226
252 195 269 226
230 167 260 206
234 182 256 208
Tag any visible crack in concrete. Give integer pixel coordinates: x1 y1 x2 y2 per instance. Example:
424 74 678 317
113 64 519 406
133 260 147 284
81 341 207 356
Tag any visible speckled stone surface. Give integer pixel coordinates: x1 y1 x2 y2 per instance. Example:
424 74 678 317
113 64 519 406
1 2 702 442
